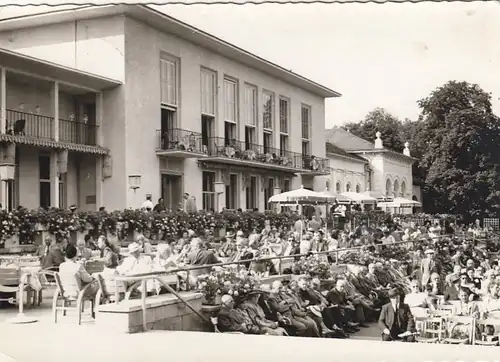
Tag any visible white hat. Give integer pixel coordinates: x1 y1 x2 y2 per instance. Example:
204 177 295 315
128 242 141 254
236 230 244 237
425 249 435 254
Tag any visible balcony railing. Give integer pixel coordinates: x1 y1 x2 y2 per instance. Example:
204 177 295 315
5 109 97 146
206 136 330 173
6 109 53 140
156 128 205 154
59 118 97 146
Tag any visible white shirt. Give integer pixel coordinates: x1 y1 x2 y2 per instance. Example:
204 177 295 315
141 200 154 211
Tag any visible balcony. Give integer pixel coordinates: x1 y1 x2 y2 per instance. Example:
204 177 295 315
201 137 330 174
4 109 97 147
156 128 207 158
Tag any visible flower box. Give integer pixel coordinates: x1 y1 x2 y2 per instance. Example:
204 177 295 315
202 294 222 306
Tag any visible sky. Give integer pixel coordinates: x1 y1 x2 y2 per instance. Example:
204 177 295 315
153 1 500 127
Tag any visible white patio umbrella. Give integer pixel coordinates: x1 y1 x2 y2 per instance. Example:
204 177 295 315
378 197 422 208
340 191 377 204
268 185 334 204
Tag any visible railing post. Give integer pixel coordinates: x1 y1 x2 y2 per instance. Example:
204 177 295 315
0 68 6 133
52 81 59 141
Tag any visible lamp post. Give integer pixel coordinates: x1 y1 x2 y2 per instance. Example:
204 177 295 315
128 175 141 209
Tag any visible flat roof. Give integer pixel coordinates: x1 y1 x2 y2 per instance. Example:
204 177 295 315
0 5 341 98
0 46 122 90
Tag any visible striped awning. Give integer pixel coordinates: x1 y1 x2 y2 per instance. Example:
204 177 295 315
0 134 109 155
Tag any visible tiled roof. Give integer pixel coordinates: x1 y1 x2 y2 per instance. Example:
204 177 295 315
325 127 375 151
325 142 367 162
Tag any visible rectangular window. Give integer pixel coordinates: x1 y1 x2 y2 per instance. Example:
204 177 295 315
39 153 51 209
245 126 255 150
245 176 257 210
263 91 274 130
225 174 238 209
244 84 257 126
160 54 179 107
284 179 291 192
223 78 237 123
301 104 310 140
224 122 236 146
201 68 217 116
279 97 289 134
263 132 272 154
302 140 310 156
202 171 215 211
264 178 274 210
280 134 288 156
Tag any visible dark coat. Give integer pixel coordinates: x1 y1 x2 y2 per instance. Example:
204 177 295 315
378 302 415 336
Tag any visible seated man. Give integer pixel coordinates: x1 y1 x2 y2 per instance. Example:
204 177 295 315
238 290 287 336
297 278 347 338
284 280 321 337
326 279 363 330
378 288 415 342
217 294 260 334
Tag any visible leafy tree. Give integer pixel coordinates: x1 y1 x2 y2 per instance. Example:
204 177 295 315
343 108 406 152
417 81 500 219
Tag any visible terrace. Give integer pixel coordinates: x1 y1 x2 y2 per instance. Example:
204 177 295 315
156 127 329 175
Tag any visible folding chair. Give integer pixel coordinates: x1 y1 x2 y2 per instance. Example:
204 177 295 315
474 318 500 346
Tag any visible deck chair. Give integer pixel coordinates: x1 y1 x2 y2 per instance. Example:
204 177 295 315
0 267 34 306
52 272 97 325
415 316 444 343
443 315 475 345
474 318 500 346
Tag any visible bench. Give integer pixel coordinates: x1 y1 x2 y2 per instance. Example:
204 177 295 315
95 291 205 333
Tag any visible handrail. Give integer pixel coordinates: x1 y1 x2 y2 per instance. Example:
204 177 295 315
114 232 477 282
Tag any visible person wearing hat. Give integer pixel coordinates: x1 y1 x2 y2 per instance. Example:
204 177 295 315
218 230 235 258
238 289 287 336
216 294 259 334
378 288 415 342
420 248 439 291
116 242 153 276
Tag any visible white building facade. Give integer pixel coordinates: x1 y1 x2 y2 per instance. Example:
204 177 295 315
324 127 418 210
0 5 339 211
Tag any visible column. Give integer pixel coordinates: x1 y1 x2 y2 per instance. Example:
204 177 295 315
50 151 60 208
95 92 103 146
51 81 59 141
95 155 103 209
0 68 6 133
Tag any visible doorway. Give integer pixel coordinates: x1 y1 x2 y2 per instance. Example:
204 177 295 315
161 173 182 211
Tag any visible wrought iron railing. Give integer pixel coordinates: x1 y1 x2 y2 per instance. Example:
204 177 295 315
206 136 329 172
156 128 205 154
5 109 54 140
59 118 97 145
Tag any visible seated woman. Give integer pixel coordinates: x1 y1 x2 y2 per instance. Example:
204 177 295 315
153 244 181 293
480 282 500 315
428 272 444 296
446 288 480 342
404 281 435 316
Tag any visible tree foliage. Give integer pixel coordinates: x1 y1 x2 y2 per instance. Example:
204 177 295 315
417 81 500 219
341 81 500 220
343 108 406 152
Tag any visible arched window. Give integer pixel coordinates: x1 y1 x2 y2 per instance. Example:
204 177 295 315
401 181 406 197
346 183 351 192
326 180 331 191
336 182 341 193
385 179 392 196
356 184 361 193
393 180 399 196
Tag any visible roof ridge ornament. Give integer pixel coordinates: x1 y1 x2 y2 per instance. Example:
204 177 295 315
374 131 383 149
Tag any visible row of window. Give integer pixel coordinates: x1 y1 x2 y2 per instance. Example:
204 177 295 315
201 171 290 211
335 181 362 194
386 178 407 196
160 53 312 154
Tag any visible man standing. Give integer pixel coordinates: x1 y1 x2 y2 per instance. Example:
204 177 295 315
421 249 439 289
378 288 415 342
141 194 154 211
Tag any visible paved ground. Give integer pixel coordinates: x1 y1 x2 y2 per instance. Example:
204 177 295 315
0 290 499 362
